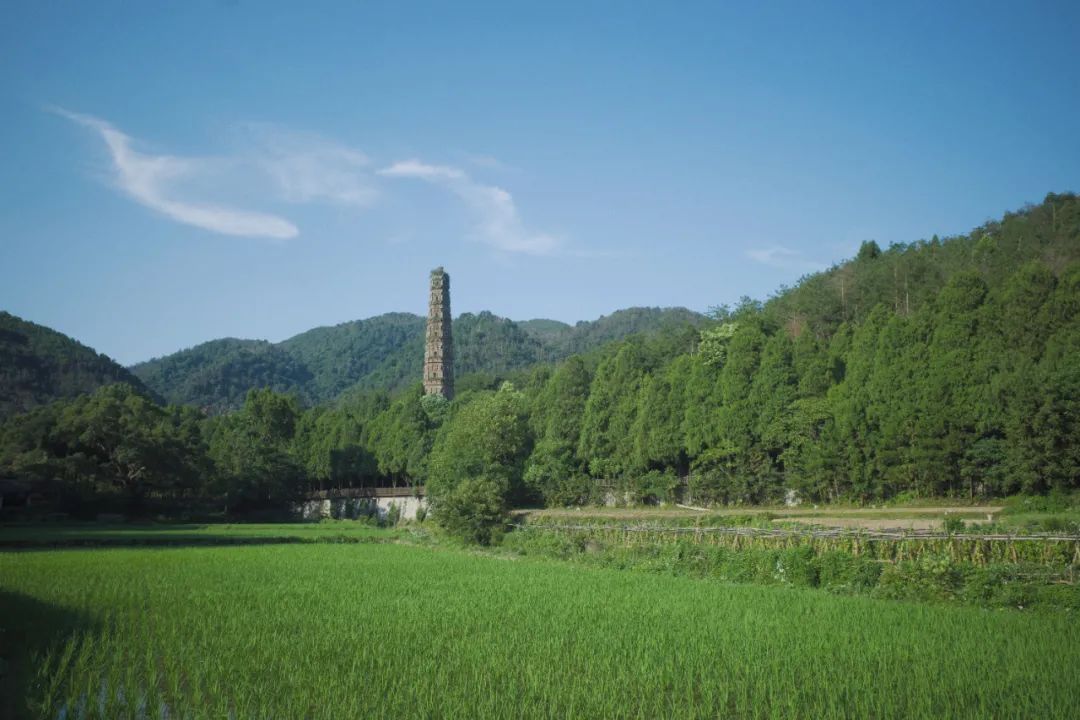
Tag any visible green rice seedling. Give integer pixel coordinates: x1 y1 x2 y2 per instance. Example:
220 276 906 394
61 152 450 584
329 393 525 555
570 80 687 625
3 541 1080 718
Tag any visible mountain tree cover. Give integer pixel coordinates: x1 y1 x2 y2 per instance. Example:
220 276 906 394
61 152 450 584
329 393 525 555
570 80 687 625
519 307 706 358
129 308 700 412
130 338 314 414
0 311 152 420
277 313 425 401
1 194 1078 519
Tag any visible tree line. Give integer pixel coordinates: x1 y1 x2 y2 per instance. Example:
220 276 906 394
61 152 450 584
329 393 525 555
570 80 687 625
1 194 1077 530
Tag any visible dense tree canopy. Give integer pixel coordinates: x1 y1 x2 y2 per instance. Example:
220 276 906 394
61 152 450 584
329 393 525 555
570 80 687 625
0 311 152 420
2 194 1078 517
129 308 701 412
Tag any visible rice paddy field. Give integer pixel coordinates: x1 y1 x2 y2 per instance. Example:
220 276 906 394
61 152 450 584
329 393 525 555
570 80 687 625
2 530 1079 719
0 521 399 548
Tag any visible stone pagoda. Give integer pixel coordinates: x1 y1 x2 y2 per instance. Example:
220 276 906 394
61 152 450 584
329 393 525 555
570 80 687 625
423 267 454 399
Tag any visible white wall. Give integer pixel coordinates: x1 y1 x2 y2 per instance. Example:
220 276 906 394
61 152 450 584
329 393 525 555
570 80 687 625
294 496 427 522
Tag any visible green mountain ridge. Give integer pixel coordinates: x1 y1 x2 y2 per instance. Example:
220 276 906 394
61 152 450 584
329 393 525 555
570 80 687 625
0 311 153 420
2 193 1077 510
761 192 1080 335
6 192 1076 426
128 307 706 412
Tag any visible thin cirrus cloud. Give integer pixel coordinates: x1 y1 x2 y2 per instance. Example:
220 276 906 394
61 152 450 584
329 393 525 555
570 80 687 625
745 246 826 273
242 123 378 209
54 108 558 254
379 159 560 256
53 108 300 240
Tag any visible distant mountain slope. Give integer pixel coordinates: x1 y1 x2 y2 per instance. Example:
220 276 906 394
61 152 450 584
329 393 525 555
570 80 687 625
332 311 553 397
763 191 1080 337
0 311 152 420
278 313 426 402
548 307 707 356
131 307 707 411
519 307 705 356
130 338 313 414
517 318 572 345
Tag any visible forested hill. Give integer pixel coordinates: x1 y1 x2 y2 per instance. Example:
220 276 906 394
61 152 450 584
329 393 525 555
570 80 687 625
2 193 1078 511
519 307 706 356
130 307 704 412
0 311 152 420
126 338 315 415
759 193 1080 337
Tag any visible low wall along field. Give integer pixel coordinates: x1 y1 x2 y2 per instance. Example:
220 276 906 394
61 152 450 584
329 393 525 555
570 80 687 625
294 495 427 522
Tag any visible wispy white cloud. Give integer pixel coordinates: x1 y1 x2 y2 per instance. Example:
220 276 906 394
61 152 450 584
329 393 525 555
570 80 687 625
379 159 559 256
55 110 564 255
243 124 378 208
463 153 512 171
54 108 299 240
380 160 466 182
745 246 826 273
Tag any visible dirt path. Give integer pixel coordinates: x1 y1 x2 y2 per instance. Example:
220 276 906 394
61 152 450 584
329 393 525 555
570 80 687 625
776 517 953 530
779 506 1004 516
523 505 1003 521
521 505 1006 531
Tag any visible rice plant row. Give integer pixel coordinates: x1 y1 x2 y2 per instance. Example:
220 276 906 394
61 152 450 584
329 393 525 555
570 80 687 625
2 542 1078 719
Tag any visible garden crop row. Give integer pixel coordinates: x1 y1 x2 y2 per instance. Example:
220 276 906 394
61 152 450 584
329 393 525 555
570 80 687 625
518 521 1080 567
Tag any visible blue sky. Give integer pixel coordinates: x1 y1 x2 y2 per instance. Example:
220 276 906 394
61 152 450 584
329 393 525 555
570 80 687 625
1 1 1078 365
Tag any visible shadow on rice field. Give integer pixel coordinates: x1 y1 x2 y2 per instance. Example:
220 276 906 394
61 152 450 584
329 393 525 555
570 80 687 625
0 590 98 720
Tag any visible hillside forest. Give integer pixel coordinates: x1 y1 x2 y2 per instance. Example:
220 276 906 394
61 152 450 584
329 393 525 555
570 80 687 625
1 194 1078 519
127 307 705 412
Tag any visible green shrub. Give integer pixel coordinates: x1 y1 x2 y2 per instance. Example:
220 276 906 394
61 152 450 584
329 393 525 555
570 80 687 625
942 515 966 534
1002 491 1079 515
816 551 882 592
544 474 596 507
774 547 820 587
873 556 967 603
1037 516 1080 533
623 469 679 505
434 475 509 545
503 528 584 559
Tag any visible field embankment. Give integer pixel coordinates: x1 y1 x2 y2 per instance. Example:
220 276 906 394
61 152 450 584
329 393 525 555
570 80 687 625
510 506 1080 610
